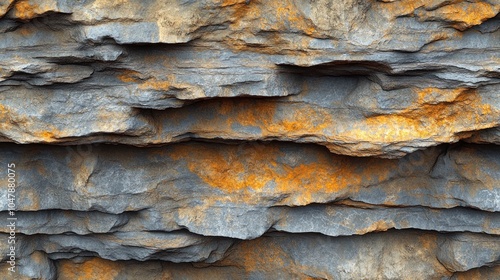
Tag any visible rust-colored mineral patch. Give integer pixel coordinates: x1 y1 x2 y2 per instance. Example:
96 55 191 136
57 258 120 280
12 0 38 20
170 143 393 205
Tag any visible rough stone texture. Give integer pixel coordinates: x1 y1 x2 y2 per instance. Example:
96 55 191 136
0 0 499 279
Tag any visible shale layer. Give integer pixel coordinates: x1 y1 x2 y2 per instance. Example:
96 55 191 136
0 0 499 279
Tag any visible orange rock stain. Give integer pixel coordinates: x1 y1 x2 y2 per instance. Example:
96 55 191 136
221 0 317 53
379 0 498 30
117 70 142 83
170 143 393 205
36 131 56 141
435 2 498 30
355 88 494 142
214 87 493 144
211 99 332 136
13 0 38 20
34 128 64 142
163 85 496 152
379 0 426 17
138 79 171 91
57 258 120 280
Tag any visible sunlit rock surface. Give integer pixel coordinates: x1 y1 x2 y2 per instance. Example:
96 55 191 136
0 0 499 279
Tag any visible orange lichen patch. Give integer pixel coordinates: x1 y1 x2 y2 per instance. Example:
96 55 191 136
175 99 272 134
36 131 56 141
221 0 246 7
211 99 332 136
13 0 38 20
350 88 495 142
360 115 425 141
163 86 496 153
33 127 64 142
409 88 494 130
138 78 171 91
117 70 142 83
428 2 499 30
169 86 495 151
57 258 120 280
268 106 332 135
169 143 393 205
169 143 277 192
377 0 427 17
0 103 9 114
230 100 277 128
378 0 499 30
222 0 317 51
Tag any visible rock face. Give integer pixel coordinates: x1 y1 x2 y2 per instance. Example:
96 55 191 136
0 0 499 279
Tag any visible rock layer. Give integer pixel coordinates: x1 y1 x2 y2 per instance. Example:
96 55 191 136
0 0 499 279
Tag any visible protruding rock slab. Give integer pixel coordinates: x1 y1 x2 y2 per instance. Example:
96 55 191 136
38 231 500 280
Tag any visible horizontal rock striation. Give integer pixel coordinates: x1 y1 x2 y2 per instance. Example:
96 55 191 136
0 0 499 279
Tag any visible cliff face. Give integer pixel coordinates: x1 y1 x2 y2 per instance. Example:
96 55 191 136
0 0 499 279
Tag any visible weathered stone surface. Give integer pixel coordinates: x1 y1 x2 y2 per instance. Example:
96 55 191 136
437 232 500 272
0 142 499 243
0 231 234 262
0 1 499 157
451 265 500 280
4 231 497 280
1 204 499 240
2 142 500 212
0 0 499 279
0 251 56 280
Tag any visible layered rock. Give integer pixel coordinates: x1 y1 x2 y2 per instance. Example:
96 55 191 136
0 0 499 279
